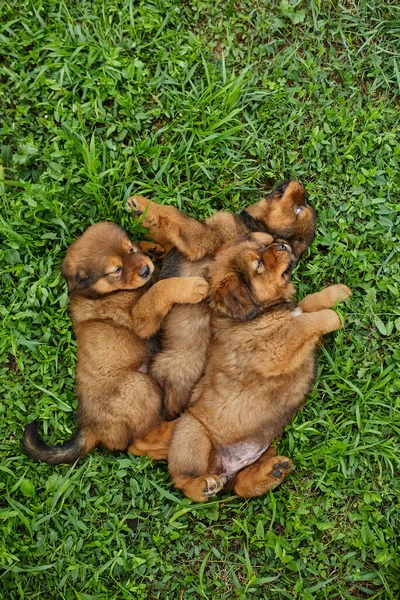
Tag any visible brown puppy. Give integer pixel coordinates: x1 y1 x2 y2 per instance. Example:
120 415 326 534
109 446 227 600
165 234 351 501
23 222 208 465
127 181 317 420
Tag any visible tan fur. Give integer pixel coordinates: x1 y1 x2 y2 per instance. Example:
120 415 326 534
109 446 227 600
127 180 318 420
162 237 351 501
23 222 208 465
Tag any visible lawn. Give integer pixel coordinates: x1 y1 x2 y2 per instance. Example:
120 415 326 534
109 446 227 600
1 0 399 598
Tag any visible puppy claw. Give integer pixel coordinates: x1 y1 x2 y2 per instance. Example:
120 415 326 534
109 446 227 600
126 196 138 211
127 195 152 219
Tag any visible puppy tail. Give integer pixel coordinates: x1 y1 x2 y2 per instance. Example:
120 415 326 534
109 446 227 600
22 420 96 465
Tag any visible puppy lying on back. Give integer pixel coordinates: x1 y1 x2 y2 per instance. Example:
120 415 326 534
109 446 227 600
165 234 351 501
23 222 208 465
127 181 317 420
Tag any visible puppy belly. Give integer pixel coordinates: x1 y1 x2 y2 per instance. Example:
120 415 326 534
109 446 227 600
215 441 270 483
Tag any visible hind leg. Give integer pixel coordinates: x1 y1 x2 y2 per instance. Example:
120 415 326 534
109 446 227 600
233 449 293 498
168 413 223 502
173 474 224 502
97 373 163 452
128 420 177 460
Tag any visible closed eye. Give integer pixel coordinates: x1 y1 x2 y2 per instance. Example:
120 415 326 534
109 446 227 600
255 258 264 273
103 267 123 276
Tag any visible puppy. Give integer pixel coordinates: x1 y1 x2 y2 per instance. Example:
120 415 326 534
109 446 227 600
23 222 208 465
165 234 351 501
127 181 317 420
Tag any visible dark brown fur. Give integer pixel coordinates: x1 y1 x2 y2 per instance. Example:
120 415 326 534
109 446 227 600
164 235 351 501
23 222 208 465
127 180 317 419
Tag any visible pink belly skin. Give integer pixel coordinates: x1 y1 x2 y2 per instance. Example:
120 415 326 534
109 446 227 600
215 441 270 484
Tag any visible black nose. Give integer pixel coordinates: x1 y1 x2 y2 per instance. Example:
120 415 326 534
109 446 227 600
139 265 151 278
277 242 288 251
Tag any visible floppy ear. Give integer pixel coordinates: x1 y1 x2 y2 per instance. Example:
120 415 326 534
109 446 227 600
209 271 258 321
290 239 308 261
61 258 94 295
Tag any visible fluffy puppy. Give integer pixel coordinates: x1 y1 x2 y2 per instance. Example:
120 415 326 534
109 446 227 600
165 234 351 501
127 181 317 420
23 222 208 465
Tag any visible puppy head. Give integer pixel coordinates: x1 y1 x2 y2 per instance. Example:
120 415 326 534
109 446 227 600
62 222 154 297
247 180 317 260
209 233 295 320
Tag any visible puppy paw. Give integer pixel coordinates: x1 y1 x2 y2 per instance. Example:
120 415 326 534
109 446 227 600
127 195 158 228
179 277 209 304
131 320 156 340
320 308 342 333
325 284 352 306
249 232 274 247
268 457 293 481
138 241 167 260
234 454 292 498
202 475 223 497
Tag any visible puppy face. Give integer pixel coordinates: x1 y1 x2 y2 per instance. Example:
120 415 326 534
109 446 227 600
209 233 295 320
62 222 154 297
249 180 317 260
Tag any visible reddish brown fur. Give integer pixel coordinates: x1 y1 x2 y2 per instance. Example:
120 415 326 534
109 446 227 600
23 222 208 465
163 236 351 501
127 181 317 419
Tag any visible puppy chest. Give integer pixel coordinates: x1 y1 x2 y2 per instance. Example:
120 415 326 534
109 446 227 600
214 441 270 482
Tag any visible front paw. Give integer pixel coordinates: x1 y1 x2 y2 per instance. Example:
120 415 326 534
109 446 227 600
321 308 342 333
132 319 156 340
127 195 157 227
324 284 352 306
180 277 210 304
138 241 167 261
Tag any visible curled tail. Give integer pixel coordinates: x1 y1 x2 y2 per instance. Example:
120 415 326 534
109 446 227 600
23 420 96 465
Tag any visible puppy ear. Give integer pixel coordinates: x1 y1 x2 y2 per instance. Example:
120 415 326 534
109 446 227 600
290 239 308 260
62 258 94 295
210 271 258 320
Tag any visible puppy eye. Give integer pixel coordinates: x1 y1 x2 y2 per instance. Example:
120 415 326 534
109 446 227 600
115 266 123 274
277 243 287 251
255 258 264 273
129 247 134 254
295 206 303 215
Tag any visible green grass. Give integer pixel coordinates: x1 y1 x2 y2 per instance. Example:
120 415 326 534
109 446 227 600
1 0 399 598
